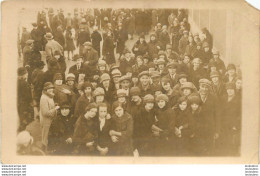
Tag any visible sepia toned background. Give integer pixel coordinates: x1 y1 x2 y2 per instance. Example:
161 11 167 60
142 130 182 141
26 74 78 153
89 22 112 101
1 0 259 164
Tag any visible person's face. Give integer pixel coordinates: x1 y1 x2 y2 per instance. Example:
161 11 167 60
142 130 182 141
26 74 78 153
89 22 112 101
99 66 106 71
228 69 235 76
152 77 160 85
47 88 54 94
193 60 200 68
55 79 63 86
125 53 130 58
132 95 140 103
162 82 171 91
85 45 91 50
166 48 172 53
199 84 209 95
84 87 92 95
151 36 155 41
204 47 209 52
140 38 144 42
102 79 110 87
96 95 104 103
179 101 187 111
126 72 132 78
132 77 138 84
145 102 154 111
137 58 143 66
227 89 235 96
188 36 193 43
115 106 124 117
54 55 60 59
67 80 74 86
118 96 126 103
191 103 199 111
99 107 107 118
121 80 130 89
153 58 158 64
213 54 219 59
211 76 219 84
179 78 187 84
210 67 217 72
236 79 242 90
78 90 84 96
153 90 160 96
158 64 164 70
87 108 98 118
61 108 70 116
149 68 155 73
113 77 120 83
143 59 149 64
183 56 190 64
183 88 192 96
157 100 166 109
140 75 149 86
168 68 176 75
76 59 83 65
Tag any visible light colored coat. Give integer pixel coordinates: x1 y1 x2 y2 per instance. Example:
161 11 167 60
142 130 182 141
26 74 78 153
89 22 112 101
39 92 57 126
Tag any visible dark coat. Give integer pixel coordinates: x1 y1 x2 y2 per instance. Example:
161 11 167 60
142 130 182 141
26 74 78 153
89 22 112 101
159 31 170 50
132 40 148 56
53 31 65 48
110 112 134 156
201 50 212 64
147 39 162 58
178 36 189 55
31 68 45 104
189 67 207 89
17 78 33 131
72 116 98 155
73 94 93 122
68 64 85 83
48 113 74 154
119 56 135 75
102 36 116 64
82 48 99 71
77 31 91 46
65 30 76 51
91 31 102 56
97 118 113 149
115 28 128 54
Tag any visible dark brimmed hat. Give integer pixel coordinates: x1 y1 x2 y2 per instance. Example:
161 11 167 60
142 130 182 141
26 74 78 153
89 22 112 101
85 103 98 113
178 73 188 80
43 82 54 90
227 64 236 71
130 87 141 96
53 73 63 82
225 82 236 90
17 67 27 76
60 102 71 109
199 79 211 87
156 94 169 102
138 71 149 78
73 54 83 61
181 82 195 91
188 95 201 105
44 32 53 40
210 71 220 78
143 94 155 103
35 60 45 68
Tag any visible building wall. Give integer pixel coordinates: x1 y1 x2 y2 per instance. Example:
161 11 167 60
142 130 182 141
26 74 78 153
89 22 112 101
188 9 243 66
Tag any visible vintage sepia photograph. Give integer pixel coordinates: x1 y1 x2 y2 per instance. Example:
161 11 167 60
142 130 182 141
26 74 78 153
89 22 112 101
1 0 259 164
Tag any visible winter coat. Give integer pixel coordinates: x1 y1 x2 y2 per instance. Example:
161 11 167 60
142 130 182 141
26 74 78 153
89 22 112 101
102 36 116 64
178 36 189 55
65 30 76 51
110 112 134 156
48 113 74 154
91 31 102 56
39 91 57 126
132 40 148 56
72 115 98 155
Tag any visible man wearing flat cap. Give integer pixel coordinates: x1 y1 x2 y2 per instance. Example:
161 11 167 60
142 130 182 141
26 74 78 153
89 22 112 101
138 71 153 97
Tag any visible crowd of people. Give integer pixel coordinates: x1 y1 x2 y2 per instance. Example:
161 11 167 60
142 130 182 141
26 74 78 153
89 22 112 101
17 8 242 156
